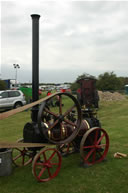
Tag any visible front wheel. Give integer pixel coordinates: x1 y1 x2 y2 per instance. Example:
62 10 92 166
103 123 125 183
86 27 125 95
32 148 62 182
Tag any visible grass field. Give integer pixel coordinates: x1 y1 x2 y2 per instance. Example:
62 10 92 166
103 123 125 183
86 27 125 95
0 97 128 193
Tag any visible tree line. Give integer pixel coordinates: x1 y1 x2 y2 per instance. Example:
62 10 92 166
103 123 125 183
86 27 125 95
0 71 128 91
70 72 128 92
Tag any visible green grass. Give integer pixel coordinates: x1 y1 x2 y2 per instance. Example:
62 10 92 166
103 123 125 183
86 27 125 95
0 99 128 193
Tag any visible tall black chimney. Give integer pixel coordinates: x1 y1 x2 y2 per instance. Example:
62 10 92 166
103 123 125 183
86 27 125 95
31 14 40 122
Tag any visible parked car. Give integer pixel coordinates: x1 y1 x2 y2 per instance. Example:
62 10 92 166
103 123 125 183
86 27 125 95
0 90 26 110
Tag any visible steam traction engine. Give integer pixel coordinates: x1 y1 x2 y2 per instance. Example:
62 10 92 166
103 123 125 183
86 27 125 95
12 14 109 182
13 83 109 182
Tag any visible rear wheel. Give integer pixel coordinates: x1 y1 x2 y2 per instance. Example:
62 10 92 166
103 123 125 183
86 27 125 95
80 127 109 166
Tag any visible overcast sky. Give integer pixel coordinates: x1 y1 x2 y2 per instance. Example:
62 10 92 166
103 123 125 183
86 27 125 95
1 1 128 83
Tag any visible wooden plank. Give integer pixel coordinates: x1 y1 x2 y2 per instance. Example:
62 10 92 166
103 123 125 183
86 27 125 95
0 142 54 148
0 92 59 120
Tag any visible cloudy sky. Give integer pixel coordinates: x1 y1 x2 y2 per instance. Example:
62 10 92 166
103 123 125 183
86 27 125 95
1 1 128 83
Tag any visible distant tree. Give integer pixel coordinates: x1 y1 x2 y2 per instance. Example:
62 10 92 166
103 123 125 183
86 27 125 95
96 72 123 91
70 73 96 91
70 82 79 91
64 82 71 84
0 80 7 90
118 77 128 88
76 73 96 82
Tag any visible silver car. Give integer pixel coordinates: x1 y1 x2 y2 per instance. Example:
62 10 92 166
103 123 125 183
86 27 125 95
0 90 26 109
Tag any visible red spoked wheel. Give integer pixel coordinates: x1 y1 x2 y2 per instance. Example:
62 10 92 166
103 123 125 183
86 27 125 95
57 141 77 156
32 148 62 182
12 138 33 167
80 127 109 166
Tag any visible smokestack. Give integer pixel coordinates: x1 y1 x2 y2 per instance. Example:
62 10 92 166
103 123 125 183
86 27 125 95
31 14 40 122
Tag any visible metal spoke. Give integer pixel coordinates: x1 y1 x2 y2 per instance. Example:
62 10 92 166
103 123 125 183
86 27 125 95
44 108 58 118
84 148 95 161
83 145 96 149
59 95 62 115
15 148 23 153
47 168 52 178
63 104 76 118
42 152 47 162
38 167 46 179
48 151 56 162
48 119 59 131
63 118 77 127
94 130 99 145
35 162 44 167
24 158 32 166
97 144 106 148
96 133 105 145
13 153 22 161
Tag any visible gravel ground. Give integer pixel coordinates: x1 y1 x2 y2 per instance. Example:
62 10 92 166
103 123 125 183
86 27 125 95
98 91 126 101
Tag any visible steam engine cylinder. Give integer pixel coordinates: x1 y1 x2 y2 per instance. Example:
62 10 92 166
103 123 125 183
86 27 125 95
23 122 48 150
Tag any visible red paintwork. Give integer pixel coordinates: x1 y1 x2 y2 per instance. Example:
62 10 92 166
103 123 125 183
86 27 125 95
81 127 109 166
32 148 62 182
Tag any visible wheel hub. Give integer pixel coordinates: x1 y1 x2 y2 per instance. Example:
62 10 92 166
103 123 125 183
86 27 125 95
43 161 52 168
58 115 64 122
